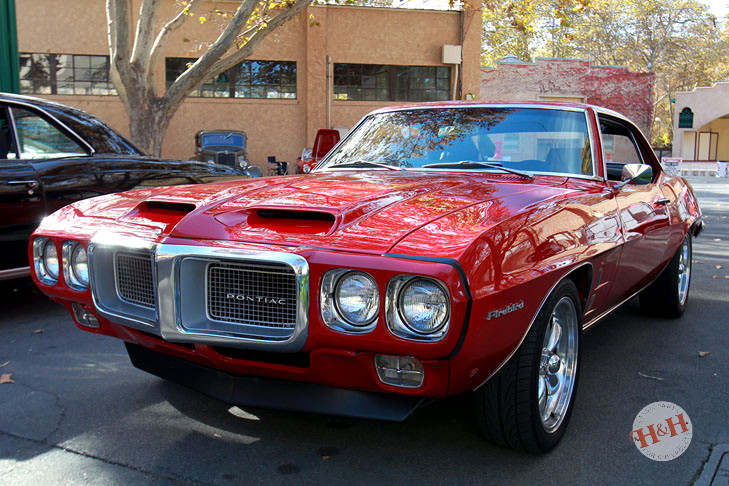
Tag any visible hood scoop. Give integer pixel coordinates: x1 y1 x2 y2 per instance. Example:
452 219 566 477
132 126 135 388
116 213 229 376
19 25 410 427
144 201 197 213
214 208 337 235
119 200 198 233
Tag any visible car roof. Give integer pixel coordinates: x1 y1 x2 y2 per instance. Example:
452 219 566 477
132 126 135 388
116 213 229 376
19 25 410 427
0 92 144 155
368 100 627 119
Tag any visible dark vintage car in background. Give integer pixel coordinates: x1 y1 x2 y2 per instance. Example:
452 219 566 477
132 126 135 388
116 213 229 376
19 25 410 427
0 93 250 280
30 102 702 452
194 129 262 178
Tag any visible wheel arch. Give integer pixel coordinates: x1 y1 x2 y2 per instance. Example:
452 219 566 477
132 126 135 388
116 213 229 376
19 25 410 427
473 262 593 391
563 264 593 316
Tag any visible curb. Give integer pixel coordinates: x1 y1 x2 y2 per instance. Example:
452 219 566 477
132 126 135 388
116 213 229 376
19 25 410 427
695 444 729 485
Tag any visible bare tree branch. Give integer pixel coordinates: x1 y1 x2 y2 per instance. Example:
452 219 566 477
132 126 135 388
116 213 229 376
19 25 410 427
148 0 204 80
131 0 162 69
210 2 311 76
106 0 132 104
164 0 274 107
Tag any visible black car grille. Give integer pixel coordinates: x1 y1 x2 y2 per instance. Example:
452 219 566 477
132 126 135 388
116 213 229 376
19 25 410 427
207 262 298 329
216 153 236 166
115 251 155 309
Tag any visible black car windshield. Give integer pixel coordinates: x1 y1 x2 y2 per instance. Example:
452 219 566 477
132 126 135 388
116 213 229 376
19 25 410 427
318 107 594 176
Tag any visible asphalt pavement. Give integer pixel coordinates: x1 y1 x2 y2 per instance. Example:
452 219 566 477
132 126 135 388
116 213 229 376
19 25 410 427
0 176 727 485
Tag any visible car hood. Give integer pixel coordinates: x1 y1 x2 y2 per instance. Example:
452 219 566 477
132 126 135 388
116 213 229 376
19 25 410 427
76 171 571 256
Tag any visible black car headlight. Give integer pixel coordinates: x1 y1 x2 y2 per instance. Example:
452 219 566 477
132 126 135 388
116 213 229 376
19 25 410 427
321 269 379 333
386 276 450 341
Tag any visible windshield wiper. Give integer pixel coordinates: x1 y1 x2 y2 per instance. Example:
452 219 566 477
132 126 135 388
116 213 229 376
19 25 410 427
422 160 533 180
330 159 405 171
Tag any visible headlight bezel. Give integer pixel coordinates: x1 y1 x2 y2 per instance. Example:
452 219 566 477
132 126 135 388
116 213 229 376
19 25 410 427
386 276 450 341
62 240 89 291
321 269 379 333
32 237 59 285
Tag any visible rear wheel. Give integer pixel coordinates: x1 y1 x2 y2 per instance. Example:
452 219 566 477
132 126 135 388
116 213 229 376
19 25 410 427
474 280 581 452
639 233 692 318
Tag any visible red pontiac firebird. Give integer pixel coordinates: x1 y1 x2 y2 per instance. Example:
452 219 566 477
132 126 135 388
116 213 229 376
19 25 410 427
29 102 703 452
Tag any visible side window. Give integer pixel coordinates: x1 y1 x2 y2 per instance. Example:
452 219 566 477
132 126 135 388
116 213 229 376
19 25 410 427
599 115 645 181
10 107 86 160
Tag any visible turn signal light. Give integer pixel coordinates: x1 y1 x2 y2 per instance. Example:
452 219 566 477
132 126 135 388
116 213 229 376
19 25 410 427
374 354 424 388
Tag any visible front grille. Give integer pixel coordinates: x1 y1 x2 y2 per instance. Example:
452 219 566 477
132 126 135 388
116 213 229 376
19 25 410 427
216 153 236 166
207 262 297 328
115 251 155 309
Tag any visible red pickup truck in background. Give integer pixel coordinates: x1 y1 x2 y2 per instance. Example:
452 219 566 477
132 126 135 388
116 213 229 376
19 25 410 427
296 128 341 173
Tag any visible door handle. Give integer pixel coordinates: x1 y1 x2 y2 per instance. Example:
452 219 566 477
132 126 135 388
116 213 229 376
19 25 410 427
8 180 39 187
654 198 670 206
8 180 40 195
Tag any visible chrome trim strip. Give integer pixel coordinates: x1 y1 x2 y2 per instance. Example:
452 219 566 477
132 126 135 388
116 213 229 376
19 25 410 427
472 262 594 391
0 266 30 280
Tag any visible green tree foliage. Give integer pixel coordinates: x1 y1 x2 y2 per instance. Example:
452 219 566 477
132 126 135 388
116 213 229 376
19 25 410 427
482 0 729 145
482 0 589 66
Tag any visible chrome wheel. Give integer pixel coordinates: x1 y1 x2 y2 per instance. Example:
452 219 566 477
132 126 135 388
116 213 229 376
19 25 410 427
537 296 579 433
677 236 691 306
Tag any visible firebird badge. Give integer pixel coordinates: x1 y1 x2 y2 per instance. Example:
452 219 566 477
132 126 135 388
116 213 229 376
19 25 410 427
486 301 525 320
226 293 287 305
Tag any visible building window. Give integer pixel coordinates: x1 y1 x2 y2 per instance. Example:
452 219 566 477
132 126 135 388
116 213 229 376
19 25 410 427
19 53 117 96
333 64 451 102
166 58 296 99
678 107 694 129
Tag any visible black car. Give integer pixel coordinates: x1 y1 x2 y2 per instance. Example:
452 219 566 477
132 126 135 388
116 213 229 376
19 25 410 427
0 93 250 280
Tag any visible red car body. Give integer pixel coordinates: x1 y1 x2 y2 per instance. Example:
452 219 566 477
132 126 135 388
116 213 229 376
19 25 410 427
29 102 702 452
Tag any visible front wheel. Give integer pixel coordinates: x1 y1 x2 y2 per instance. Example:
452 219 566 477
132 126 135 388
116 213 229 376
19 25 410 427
639 233 692 318
474 280 582 452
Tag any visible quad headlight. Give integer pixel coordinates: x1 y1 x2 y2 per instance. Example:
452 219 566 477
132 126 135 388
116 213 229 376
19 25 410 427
62 241 88 290
336 272 379 325
32 237 59 285
321 269 451 341
321 270 379 332
386 276 450 341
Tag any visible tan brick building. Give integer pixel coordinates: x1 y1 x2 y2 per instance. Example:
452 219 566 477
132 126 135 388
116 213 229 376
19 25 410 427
15 0 482 170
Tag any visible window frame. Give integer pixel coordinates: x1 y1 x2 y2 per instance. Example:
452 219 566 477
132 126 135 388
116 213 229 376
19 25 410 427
165 58 297 100
333 63 451 102
19 53 117 96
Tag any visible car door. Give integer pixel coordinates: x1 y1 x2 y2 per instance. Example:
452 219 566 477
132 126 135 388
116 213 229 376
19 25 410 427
600 114 676 304
0 105 45 277
9 103 101 216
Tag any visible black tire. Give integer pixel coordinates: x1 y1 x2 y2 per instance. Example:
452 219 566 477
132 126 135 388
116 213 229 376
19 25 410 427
474 280 582 453
639 234 692 318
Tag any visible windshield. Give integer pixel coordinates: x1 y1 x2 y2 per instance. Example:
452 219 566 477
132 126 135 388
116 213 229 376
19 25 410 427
201 133 246 148
318 107 594 176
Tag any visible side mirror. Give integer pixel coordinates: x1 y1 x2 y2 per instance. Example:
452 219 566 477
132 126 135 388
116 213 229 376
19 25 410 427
615 163 652 189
